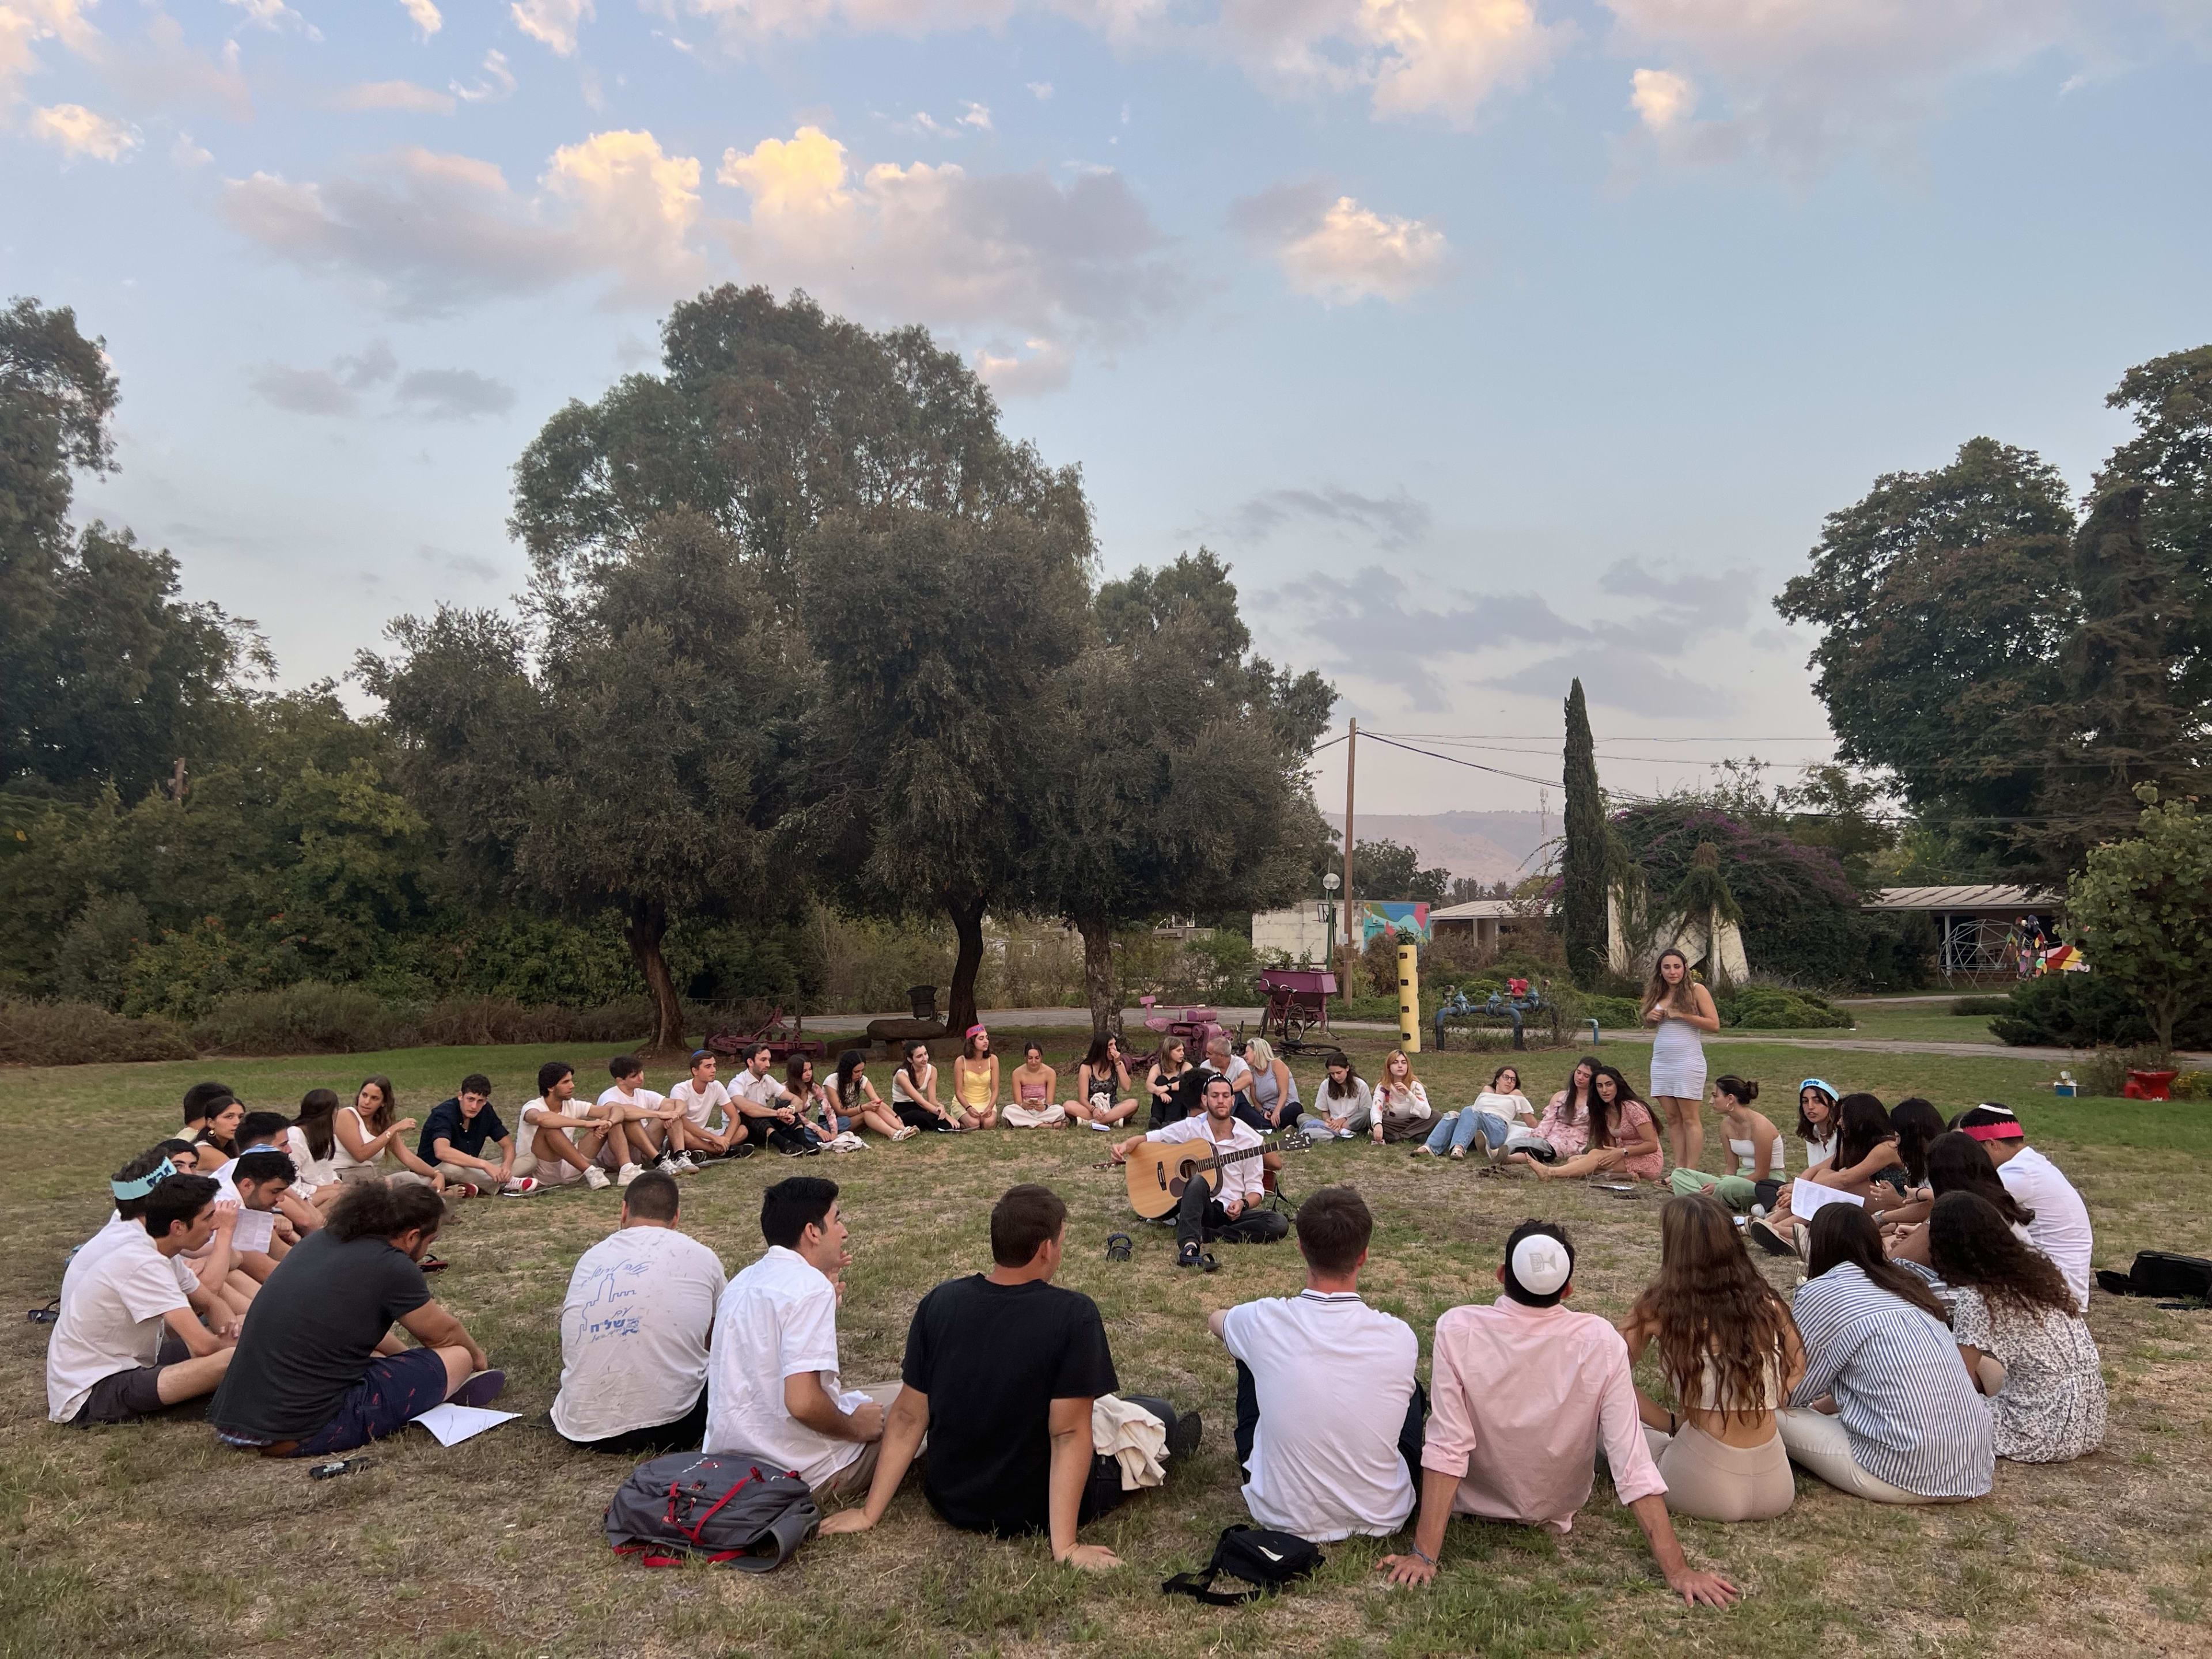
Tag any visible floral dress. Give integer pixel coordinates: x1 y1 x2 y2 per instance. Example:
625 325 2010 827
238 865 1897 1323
1946 1286 2106 1463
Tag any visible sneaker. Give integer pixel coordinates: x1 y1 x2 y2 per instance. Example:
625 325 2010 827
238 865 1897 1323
451 1369 507 1410
616 1162 643 1188
777 1137 813 1156
1088 1119 1115 1132
1164 1407 1203 1463
451 1182 482 1199
729 1141 757 1158
672 1154 698 1174
499 1176 540 1196
656 1156 680 1176
1747 1218 1794 1256
583 1165 611 1191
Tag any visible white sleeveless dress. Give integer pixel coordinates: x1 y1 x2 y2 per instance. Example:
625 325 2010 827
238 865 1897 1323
1650 1012 1707 1099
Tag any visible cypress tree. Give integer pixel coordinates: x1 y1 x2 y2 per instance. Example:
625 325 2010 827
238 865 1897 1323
1561 679 1608 987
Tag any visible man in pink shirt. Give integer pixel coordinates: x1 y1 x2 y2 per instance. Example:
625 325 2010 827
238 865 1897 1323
1379 1221 1740 1609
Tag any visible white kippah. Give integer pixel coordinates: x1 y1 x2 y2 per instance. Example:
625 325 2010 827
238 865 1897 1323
1510 1233 1571 1296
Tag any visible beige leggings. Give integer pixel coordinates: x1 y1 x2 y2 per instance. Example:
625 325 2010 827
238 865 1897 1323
1641 1422 1795 1521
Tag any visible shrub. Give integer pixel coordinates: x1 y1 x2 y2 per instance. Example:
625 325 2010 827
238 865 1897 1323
192 982 419 1055
52 895 153 1010
2075 1045 2173 1099
1987 974 2212 1050
0 1000 196 1066
2170 1069 2212 1101
1573 995 1643 1030
1950 996 2014 1017
1721 986 1853 1030
119 917 299 1022
415 995 650 1047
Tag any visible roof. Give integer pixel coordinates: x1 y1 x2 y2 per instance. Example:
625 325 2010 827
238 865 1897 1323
1865 885 2063 912
1430 898 1551 921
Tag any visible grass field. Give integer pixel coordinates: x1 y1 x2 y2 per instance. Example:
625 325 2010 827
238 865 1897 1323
4 1032 2209 1659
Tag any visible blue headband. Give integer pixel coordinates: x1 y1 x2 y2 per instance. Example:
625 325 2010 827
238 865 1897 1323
110 1158 179 1201
1798 1078 1837 1103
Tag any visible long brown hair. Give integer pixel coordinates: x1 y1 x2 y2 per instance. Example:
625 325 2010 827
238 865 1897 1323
355 1075 397 1136
1643 948 1696 1016
1925 1131 2034 1226
1628 1196 1796 1423
1380 1048 1419 1094
1590 1065 1645 1150
1928 1191 2076 1318
1806 1205 1950 1323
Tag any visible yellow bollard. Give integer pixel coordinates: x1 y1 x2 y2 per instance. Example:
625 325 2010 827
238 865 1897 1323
1397 941 1420 1053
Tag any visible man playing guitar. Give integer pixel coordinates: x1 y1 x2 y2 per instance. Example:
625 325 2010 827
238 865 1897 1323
1113 1075 1289 1264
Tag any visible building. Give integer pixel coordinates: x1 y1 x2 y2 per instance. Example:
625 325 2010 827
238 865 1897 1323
1429 897 1554 956
1251 902 1335 963
1864 885 2065 982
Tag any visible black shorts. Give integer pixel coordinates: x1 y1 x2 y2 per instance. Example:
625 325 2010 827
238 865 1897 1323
73 1329 191 1425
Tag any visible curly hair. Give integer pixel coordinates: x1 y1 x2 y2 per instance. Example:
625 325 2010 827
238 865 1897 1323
1627 1195 1797 1423
1928 1191 2075 1318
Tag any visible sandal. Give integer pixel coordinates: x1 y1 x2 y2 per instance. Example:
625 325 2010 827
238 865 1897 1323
1747 1219 1794 1256
1176 1241 1218 1272
890 1126 919 1142
1105 1233 1132 1263
420 1254 450 1274
1448 1146 1465 1161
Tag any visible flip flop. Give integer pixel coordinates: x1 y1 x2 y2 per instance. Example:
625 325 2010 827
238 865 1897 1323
419 1254 450 1274
1105 1233 1132 1263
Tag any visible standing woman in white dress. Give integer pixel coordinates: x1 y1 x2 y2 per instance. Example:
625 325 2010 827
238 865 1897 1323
1645 948 1721 1173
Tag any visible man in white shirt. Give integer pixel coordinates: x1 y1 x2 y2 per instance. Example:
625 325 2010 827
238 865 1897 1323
704 1176 896 1496
518 1061 619 1190
552 1171 728 1452
729 1043 816 1157
600 1055 691 1180
1113 1074 1290 1263
1962 1104 2094 1312
48 1170 236 1424
667 1049 749 1160
1208 1186 1422 1541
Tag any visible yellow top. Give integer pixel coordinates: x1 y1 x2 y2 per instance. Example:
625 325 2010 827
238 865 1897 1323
955 1059 995 1108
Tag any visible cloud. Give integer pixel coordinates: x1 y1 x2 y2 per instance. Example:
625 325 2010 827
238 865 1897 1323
1226 485 1433 549
1 0 100 102
1232 180 1446 304
1597 556 1756 628
1628 65 1691 130
973 337 1070 397
1271 566 1578 709
1486 652 1725 710
418 544 503 581
512 0 591 55
336 340 399 387
451 47 516 102
224 0 323 40
219 131 702 312
958 99 991 129
715 124 1188 345
335 79 456 113
171 128 211 166
248 363 361 415
1219 0 1573 126
28 101 140 161
1027 79 1052 98
395 367 517 419
400 0 442 38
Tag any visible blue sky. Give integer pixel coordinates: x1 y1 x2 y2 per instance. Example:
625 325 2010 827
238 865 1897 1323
5 0 2209 814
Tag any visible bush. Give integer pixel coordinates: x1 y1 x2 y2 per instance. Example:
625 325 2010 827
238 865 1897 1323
1574 995 1643 1030
0 1000 196 1066
119 916 299 1022
2075 1045 2173 1099
1950 996 2014 1017
415 995 650 1048
192 982 419 1055
1721 986 1854 1030
2170 1069 2212 1101
1987 974 2212 1050
51 895 153 1010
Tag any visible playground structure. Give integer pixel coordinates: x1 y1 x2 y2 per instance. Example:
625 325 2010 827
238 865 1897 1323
1139 995 1226 1062
704 1005 824 1065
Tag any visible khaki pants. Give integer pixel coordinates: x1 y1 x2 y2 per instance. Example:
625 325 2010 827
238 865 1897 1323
1777 1408 1974 1505
813 1383 910 1501
335 1164 434 1190
437 1161 509 1191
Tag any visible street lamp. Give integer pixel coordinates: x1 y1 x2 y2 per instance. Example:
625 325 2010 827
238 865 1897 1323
1322 872 1341 993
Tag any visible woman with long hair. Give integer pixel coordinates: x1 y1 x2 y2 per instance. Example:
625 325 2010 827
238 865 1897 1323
1144 1035 1195 1129
1240 1035 1301 1132
1066 1033 1138 1130
1752 1090 1906 1253
1796 1078 1840 1170
1644 947 1721 1172
1777 1205 1994 1503
1368 1049 1433 1144
1005 1040 1068 1127
951 1025 1000 1130
1885 1130 2037 1265
1670 1076 1783 1211
892 1040 967 1132
1501 1056 1600 1169
1889 1097 1946 1188
1516 1065 1662 1180
1620 1195 1805 1520
1925 1191 2105 1462
834 1050 913 1141
329 1075 444 1192
1419 1063 1536 1161
1304 1051 1370 1141
786 1055 842 1142
286 1088 346 1210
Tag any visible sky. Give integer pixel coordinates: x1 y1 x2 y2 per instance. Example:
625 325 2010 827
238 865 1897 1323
5 0 2210 817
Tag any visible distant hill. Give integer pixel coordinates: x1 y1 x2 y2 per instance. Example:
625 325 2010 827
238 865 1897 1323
1322 810 1552 888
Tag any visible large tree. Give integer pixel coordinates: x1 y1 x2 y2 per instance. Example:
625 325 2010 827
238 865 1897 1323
2065 789 2212 1054
1560 678 1608 986
1350 838 1450 905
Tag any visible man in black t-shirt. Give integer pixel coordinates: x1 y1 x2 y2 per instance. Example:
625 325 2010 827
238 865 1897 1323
209 1181 505 1457
417 1073 537 1197
820 1184 1198 1569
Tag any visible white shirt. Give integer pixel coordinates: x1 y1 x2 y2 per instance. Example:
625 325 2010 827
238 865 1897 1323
552 1225 727 1442
1999 1146 2093 1313
704 1245 865 1486
669 1078 734 1130
77 1214 199 1296
1221 1290 1418 1540
1145 1114 1266 1204
47 1224 191 1421
599 1085 668 1118
731 1070 791 1115
285 1124 336 1191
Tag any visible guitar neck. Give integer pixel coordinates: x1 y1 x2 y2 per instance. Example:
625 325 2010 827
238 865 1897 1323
1189 1140 1266 1174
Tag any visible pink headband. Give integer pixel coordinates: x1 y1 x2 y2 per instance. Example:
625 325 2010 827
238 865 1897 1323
966 1024 987 1038
1961 1119 2024 1142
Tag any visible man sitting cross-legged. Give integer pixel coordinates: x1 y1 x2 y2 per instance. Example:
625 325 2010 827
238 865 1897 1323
821 1184 1200 1569
600 1055 696 1179
704 1177 893 1494
1207 1185 1425 1541
1378 1220 1741 1609
730 1043 819 1157
209 1180 505 1457
517 1061 618 1191
217 1147 322 1284
1113 1074 1290 1267
554 1171 727 1453
666 1048 749 1161
418 1074 540 1197
48 1167 236 1426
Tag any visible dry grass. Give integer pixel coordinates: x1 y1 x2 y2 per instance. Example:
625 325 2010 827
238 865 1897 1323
3 1035 2210 1658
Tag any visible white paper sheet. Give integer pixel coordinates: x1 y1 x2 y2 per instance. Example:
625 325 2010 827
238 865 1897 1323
410 1403 520 1446
1790 1179 1865 1222
229 1207 275 1255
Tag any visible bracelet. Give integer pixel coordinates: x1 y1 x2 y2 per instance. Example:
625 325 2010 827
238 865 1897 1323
1409 1547 1437 1566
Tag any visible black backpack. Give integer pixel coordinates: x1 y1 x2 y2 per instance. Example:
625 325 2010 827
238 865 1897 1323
2097 1252 2212 1301
605 1452 820 1570
1162 1525 1325 1605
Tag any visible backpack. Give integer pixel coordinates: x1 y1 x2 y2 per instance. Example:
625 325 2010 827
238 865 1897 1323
605 1452 821 1570
2097 1252 2212 1301
1161 1525 1325 1605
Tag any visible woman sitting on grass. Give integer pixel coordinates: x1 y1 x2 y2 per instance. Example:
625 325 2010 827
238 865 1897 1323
952 1027 1000 1130
286 1089 347 1209
1778 1205 1993 1505
1890 1097 1947 1190
1418 1063 1535 1161
1067 1035 1138 1130
1796 1078 1840 1171
1669 1076 1783 1211
1005 1041 1068 1127
1752 1092 1908 1253
834 1050 914 1141
1620 1194 1806 1521
1144 1035 1195 1128
1302 1051 1370 1141
892 1041 968 1133
1240 1036 1301 1132
787 1055 842 1142
329 1075 445 1193
1368 1049 1433 1144
1883 1130 2037 1265
1511 1065 1662 1181
1924 1191 2105 1463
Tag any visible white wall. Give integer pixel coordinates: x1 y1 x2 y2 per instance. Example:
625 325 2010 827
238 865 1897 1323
1252 903 1335 963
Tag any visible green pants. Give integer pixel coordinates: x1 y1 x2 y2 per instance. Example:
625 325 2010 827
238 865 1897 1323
1669 1167 1758 1210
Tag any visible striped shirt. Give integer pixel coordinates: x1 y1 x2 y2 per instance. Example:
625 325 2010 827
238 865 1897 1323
1789 1263 1994 1499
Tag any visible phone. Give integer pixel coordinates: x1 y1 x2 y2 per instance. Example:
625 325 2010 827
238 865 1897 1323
309 1457 373 1480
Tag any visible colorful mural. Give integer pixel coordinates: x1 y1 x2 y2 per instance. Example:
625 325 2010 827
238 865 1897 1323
1358 902 1431 944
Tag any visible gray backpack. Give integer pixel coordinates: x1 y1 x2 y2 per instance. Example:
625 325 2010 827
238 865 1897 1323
605 1452 821 1570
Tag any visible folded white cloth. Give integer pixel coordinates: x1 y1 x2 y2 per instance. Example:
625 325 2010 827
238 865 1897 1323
825 1131 867 1153
1092 1393 1168 1491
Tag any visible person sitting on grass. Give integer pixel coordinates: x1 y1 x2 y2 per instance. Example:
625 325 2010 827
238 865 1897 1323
1368 1049 1433 1144
517 1060 616 1190
1380 1219 1739 1608
1795 1078 1840 1171
1238 1036 1301 1134
220 1149 319 1282
734 1041 822 1154
892 1040 970 1134
1508 1065 1662 1181
1006 1040 1069 1128
706 1177 901 1497
1669 1075 1784 1211
1304 1051 1372 1142
190 1089 246 1171
1513 1056 1600 1168
1890 1097 1947 1191
209 1181 503 1459
1884 1130 2037 1266
1619 1195 1804 1522
1208 1185 1422 1541
1775 1205 1993 1505
221 1114 323 1241
418 1074 540 1197
953 1026 1001 1130
1751 1092 1907 1253
1418 1063 1536 1161
1067 1035 1138 1130
181 1081 236 1145
553 1172 727 1455
330 1075 444 1193
285 1090 346 1209
1143 1035 1197 1129
600 1056 695 1179
668 1048 748 1160
1923 1190 2105 1463
790 1055 844 1140
833 1050 914 1142
1112 1074 1290 1262
819 1184 1200 1569
1959 1103 2093 1314
48 1169 235 1426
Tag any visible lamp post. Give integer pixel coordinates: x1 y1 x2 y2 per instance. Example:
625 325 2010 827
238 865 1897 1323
1323 871 1340 1024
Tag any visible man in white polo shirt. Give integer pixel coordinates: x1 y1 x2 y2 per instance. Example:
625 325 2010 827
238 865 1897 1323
1961 1104 2094 1312
1207 1185 1422 1541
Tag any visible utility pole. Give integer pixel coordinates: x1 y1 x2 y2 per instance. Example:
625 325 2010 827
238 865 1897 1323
1342 718 1357 991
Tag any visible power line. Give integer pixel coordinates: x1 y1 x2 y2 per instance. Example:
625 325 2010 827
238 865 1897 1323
1357 732 1563 790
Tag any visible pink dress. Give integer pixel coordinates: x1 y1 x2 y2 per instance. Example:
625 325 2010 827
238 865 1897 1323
1607 1097 1664 1180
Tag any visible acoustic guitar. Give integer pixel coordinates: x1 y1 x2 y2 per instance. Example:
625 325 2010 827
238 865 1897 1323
1123 1137 1270 1219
